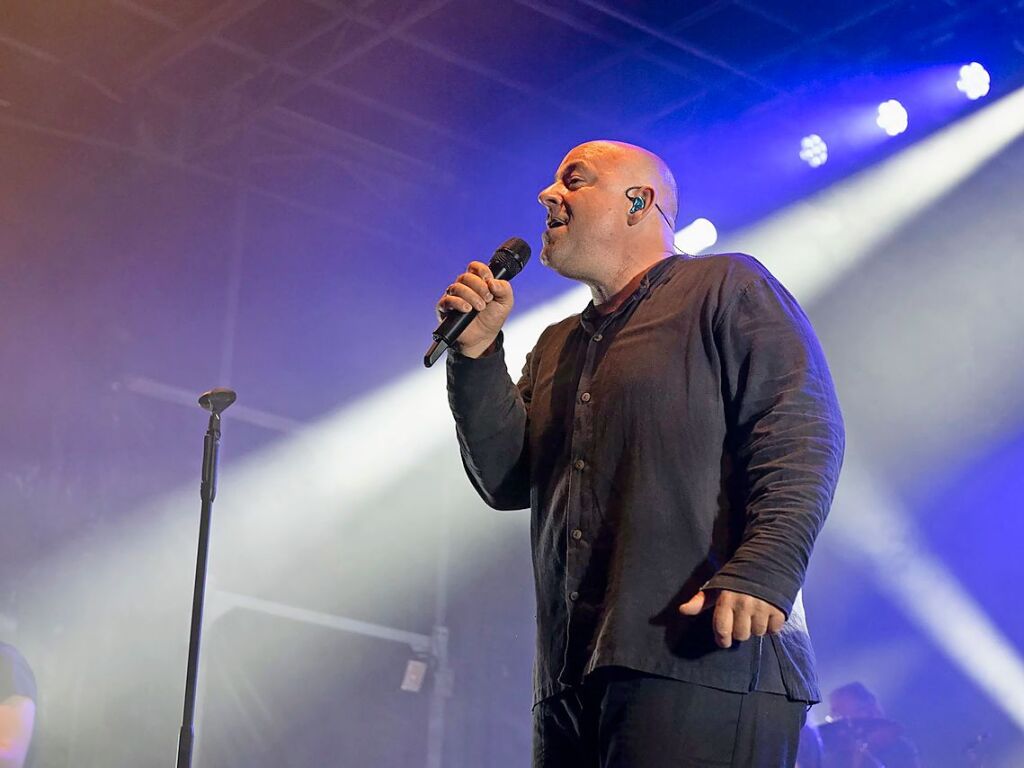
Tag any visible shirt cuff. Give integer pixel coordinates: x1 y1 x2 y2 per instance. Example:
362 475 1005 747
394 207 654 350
446 332 510 410
447 331 506 372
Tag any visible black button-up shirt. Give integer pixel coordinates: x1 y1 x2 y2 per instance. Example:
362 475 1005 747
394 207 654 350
446 254 844 706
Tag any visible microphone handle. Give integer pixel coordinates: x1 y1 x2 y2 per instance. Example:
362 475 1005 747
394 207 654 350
432 305 480 346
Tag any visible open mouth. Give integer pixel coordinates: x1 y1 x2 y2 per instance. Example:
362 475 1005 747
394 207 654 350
546 216 568 229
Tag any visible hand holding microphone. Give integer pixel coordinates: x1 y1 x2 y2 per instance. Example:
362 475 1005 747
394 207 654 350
436 261 514 356
424 237 530 366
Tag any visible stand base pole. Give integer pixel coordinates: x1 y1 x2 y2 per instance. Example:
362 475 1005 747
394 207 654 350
176 727 193 768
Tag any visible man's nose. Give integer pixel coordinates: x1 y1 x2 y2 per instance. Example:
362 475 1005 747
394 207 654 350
538 183 561 209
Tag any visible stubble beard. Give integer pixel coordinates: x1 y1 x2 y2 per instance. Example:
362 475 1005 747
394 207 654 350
541 243 592 283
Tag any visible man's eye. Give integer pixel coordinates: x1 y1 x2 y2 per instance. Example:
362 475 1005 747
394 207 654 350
567 177 584 187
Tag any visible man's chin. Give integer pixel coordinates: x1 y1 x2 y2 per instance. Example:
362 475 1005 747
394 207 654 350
540 242 568 269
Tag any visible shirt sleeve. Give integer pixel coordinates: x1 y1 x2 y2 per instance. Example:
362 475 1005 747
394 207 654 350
704 273 845 615
446 331 532 510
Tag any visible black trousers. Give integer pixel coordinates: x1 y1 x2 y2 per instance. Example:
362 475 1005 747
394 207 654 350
532 667 807 768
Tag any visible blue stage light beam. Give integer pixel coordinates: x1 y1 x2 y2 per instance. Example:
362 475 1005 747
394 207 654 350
722 83 1024 301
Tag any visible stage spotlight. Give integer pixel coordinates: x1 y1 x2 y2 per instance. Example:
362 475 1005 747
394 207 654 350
800 134 828 167
957 62 991 100
675 217 718 255
876 99 908 136
726 84 1024 302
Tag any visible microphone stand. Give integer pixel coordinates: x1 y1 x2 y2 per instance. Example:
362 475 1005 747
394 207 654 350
176 388 237 768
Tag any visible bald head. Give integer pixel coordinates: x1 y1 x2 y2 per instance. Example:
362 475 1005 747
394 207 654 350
569 140 679 225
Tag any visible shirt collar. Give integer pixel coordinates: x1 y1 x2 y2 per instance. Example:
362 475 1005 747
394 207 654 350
579 256 680 331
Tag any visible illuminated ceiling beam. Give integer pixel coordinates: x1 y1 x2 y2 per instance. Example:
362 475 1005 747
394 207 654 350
127 0 269 88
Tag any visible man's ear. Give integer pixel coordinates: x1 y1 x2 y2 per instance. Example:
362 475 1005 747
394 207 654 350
626 186 655 225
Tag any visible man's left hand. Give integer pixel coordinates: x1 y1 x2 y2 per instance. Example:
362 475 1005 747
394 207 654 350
678 589 785 649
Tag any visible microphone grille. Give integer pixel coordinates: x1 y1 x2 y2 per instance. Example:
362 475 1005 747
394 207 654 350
490 237 531 279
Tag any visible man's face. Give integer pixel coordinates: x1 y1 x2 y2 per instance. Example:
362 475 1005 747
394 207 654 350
829 692 875 720
537 144 626 278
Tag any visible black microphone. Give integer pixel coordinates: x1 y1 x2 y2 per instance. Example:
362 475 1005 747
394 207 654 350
424 237 531 367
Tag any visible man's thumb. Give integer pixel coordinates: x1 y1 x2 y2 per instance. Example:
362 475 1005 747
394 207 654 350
679 590 712 616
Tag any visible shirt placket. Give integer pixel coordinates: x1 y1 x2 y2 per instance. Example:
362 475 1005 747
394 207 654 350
557 272 659 688
560 314 609 682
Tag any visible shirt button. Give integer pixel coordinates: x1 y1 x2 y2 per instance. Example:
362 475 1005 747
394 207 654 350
569 591 579 601
571 528 583 541
580 392 591 403
573 459 585 471
592 333 603 342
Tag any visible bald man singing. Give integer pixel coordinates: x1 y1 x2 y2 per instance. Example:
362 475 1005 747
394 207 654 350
438 141 845 767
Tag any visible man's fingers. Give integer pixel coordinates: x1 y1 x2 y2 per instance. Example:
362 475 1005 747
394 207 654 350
487 278 513 301
446 282 486 312
437 295 474 316
679 588 785 646
456 272 493 301
467 261 494 282
732 609 752 643
712 603 734 648
750 613 770 637
678 590 714 616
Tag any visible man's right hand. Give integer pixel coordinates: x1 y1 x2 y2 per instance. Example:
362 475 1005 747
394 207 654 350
435 260 515 358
